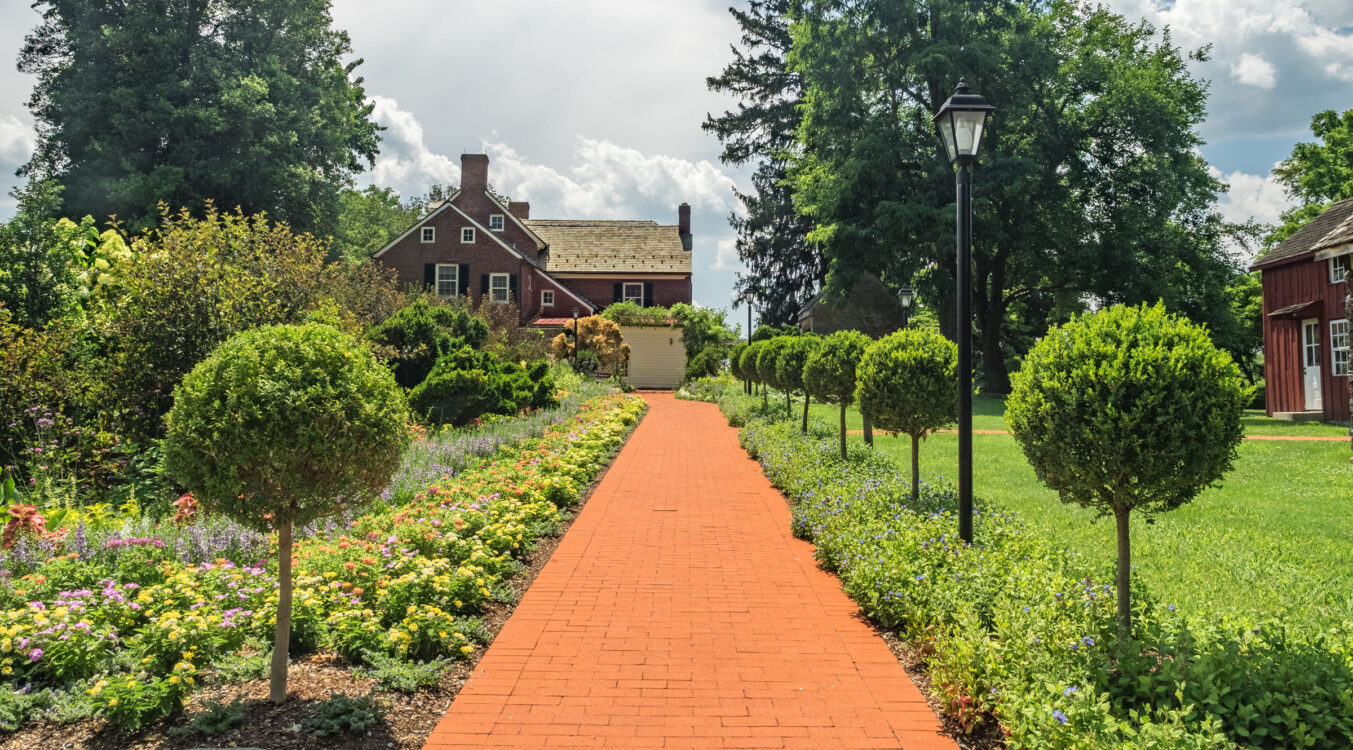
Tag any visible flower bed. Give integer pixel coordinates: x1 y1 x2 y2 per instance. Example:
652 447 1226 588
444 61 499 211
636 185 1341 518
0 392 645 731
697 380 1352 750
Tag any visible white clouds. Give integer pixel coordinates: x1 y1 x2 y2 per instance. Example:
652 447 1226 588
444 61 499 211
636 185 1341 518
714 238 738 271
1230 53 1278 88
0 114 33 166
365 96 459 192
1211 165 1293 228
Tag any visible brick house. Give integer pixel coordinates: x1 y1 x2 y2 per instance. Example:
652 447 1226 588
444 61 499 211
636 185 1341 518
373 154 693 327
1249 197 1353 421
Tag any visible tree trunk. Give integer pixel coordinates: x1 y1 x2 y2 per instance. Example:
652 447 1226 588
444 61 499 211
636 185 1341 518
801 394 810 434
1114 505 1132 644
839 403 847 460
270 521 293 705
862 409 874 446
910 433 921 503
762 382 768 409
786 389 792 419
981 298 1011 395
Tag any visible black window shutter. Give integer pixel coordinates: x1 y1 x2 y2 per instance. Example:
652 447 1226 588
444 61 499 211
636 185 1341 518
643 282 654 307
458 264 469 296
481 274 489 295
509 274 519 301
423 264 435 288
613 283 622 304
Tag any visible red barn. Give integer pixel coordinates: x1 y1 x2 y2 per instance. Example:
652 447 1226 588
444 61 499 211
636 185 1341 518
1250 198 1353 421
373 153 693 327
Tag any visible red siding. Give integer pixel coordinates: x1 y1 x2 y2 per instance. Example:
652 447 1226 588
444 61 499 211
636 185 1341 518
1259 255 1349 421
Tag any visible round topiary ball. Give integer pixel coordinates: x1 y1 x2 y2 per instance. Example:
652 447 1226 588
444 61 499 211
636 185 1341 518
856 328 958 439
164 322 410 533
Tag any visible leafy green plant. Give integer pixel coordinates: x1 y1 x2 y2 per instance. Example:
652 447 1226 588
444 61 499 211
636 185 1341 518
856 329 957 501
408 347 556 427
171 695 246 737
303 692 384 737
356 652 454 694
802 330 871 459
367 297 490 389
754 336 793 414
1007 303 1249 638
164 323 410 704
775 336 820 432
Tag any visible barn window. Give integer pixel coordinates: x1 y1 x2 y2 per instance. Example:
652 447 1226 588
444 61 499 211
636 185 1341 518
490 214 505 231
1331 255 1350 284
1331 319 1350 377
623 282 644 304
461 227 475 243
490 273 510 303
541 290 554 307
421 227 435 243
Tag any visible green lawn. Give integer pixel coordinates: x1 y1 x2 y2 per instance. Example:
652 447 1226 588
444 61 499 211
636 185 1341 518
792 393 1353 627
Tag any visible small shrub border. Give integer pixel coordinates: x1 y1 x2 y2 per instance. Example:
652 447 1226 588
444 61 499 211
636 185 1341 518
690 378 1353 749
0 393 646 731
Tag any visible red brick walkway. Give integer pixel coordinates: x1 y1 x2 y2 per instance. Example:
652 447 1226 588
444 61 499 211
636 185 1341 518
422 393 956 750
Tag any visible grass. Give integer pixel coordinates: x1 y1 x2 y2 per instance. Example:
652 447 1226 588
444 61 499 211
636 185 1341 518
786 390 1353 628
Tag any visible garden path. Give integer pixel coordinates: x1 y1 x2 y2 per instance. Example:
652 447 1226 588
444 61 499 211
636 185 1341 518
422 392 955 750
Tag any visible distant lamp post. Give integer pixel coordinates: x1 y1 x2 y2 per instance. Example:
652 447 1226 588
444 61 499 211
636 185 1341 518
897 284 915 328
934 77 994 545
571 307 581 365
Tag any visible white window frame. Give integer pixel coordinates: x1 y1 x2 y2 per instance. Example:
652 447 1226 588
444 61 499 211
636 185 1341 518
541 290 554 307
489 273 510 303
420 226 435 243
489 214 505 231
435 264 458 299
1331 255 1350 284
623 282 644 304
1331 319 1350 377
461 227 475 244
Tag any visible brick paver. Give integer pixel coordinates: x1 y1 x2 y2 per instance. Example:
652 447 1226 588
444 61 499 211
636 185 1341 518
423 393 956 750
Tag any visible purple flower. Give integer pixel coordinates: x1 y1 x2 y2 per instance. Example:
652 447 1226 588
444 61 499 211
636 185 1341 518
1053 710 1067 725
27 649 41 662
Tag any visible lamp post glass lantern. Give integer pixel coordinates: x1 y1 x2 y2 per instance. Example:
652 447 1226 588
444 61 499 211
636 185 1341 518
897 285 914 327
571 307 580 365
934 77 993 545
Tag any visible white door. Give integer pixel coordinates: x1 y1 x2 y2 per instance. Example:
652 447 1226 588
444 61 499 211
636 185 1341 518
1303 318 1323 410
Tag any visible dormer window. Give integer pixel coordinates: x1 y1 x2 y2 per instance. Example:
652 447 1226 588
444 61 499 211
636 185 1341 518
420 227 435 243
489 214 505 231
461 227 475 243
1330 255 1349 284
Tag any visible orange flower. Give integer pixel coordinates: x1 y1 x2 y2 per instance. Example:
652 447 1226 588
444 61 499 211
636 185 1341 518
343 562 356 571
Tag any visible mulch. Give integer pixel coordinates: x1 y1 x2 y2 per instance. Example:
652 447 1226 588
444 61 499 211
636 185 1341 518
0 425 632 750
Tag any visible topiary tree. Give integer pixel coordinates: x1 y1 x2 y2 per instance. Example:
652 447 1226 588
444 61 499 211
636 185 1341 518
367 297 490 388
803 330 871 459
742 340 768 406
856 329 957 502
776 336 822 433
728 341 749 391
163 323 410 704
755 336 791 414
1006 303 1249 639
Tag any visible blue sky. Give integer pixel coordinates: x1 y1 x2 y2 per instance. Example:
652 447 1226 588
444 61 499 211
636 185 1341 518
1 0 1350 318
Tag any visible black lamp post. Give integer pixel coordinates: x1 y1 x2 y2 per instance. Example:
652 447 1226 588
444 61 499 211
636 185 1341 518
571 307 580 365
934 77 994 545
898 284 915 328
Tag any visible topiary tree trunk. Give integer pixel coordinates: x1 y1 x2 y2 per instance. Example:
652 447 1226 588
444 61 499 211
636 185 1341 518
909 434 921 502
862 408 873 446
839 403 848 460
1113 503 1131 639
270 521 293 704
802 394 810 434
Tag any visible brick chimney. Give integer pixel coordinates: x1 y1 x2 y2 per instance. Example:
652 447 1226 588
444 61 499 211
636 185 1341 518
508 201 530 220
460 154 489 194
678 202 692 251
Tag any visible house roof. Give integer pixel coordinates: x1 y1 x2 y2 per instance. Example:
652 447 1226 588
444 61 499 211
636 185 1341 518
1250 197 1353 270
523 220 692 273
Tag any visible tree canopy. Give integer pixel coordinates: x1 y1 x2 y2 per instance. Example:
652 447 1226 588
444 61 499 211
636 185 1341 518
19 0 381 235
1270 108 1353 246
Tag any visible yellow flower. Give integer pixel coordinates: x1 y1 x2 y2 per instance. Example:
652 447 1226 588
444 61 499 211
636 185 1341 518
108 697 118 706
168 675 180 685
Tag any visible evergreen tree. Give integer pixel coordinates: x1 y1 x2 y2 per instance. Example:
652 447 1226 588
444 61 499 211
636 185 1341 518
704 1 822 326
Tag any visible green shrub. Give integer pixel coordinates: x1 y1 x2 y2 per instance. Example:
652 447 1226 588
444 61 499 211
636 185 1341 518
356 652 453 694
171 696 246 737
684 344 727 383
303 692 384 737
775 336 821 433
367 297 489 388
802 330 871 459
728 341 748 384
856 329 957 501
755 336 796 415
1006 303 1249 638
164 323 410 704
408 347 556 427
571 349 600 376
